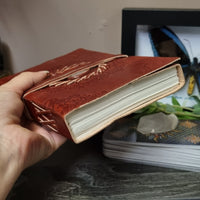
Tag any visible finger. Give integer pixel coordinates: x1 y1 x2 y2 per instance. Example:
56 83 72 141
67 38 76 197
48 131 67 150
28 122 67 151
2 71 49 96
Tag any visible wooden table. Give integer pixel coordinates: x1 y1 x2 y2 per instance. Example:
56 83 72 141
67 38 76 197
8 134 200 200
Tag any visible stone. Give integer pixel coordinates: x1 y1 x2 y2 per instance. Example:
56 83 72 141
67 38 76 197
137 112 179 135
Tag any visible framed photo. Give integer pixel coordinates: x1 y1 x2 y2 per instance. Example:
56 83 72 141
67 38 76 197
121 9 200 106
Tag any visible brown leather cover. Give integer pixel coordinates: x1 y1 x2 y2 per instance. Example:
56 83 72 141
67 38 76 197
0 49 185 143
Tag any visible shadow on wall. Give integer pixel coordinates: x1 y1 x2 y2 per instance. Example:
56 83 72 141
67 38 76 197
0 40 13 77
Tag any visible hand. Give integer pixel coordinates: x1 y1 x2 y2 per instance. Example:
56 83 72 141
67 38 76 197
0 71 67 199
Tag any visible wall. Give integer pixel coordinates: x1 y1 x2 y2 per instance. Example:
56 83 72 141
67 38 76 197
0 0 200 72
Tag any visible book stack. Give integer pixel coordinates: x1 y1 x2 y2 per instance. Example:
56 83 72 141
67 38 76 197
103 116 200 172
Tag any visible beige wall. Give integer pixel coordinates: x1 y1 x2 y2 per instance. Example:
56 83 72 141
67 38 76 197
1 0 200 72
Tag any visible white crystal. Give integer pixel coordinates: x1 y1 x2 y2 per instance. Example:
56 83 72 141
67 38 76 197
137 112 179 135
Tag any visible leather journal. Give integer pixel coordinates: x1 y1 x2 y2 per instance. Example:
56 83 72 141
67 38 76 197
0 49 185 143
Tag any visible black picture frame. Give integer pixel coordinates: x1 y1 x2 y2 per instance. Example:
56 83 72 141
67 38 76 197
121 8 200 55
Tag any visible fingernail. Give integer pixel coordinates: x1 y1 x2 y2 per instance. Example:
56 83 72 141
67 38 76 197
40 70 50 74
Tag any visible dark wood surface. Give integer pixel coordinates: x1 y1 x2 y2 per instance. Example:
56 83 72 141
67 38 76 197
7 134 200 200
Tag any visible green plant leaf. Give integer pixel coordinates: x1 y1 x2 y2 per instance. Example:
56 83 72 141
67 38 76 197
133 96 200 120
165 104 176 113
193 107 200 115
172 96 180 106
191 95 200 105
178 115 197 120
